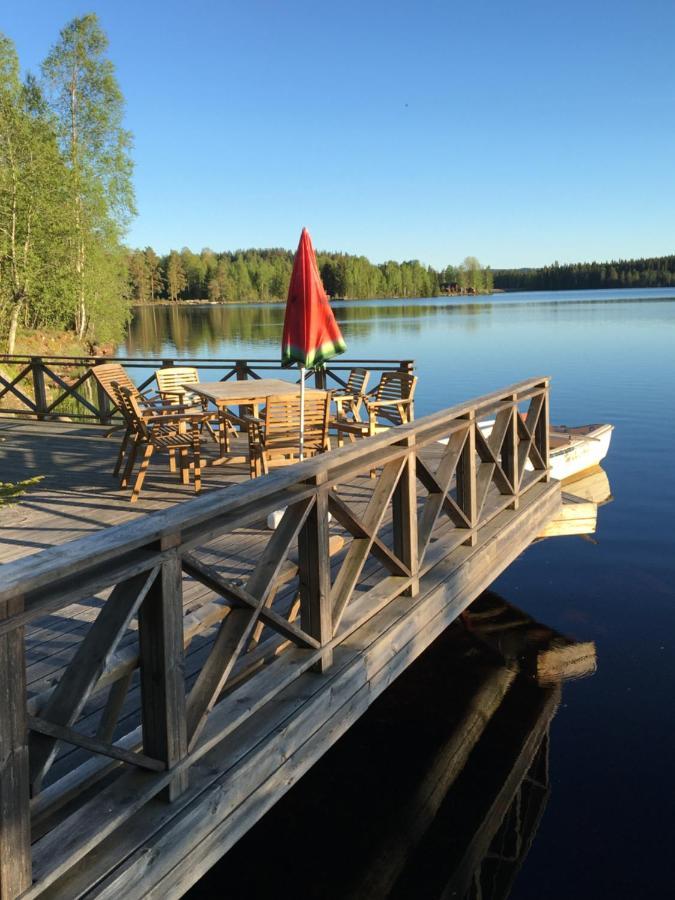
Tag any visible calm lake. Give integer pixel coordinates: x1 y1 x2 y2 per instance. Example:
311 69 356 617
123 288 675 898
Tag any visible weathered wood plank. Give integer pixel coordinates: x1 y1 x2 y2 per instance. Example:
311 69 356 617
138 541 188 800
298 476 333 671
0 595 32 899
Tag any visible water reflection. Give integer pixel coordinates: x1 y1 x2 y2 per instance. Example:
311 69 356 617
539 466 612 540
125 290 675 360
187 593 596 900
124 300 494 357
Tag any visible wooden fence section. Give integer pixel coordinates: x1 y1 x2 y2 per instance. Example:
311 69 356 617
0 354 413 423
0 377 558 899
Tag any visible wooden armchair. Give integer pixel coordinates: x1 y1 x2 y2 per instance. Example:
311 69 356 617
111 382 208 502
331 367 370 425
333 371 417 446
245 392 331 478
90 362 184 477
155 365 201 405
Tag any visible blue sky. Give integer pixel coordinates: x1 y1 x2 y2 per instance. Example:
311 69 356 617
3 0 674 268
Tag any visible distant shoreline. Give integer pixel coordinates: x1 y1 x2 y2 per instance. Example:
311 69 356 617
131 290 500 308
130 284 675 309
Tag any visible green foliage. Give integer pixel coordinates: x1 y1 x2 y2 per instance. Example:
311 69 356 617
126 247 493 303
0 34 75 351
0 16 134 351
493 256 675 291
41 13 135 341
0 474 44 507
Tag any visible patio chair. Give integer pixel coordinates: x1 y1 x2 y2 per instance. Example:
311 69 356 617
245 392 332 478
111 382 208 502
330 367 370 427
154 365 201 405
155 365 235 448
333 370 417 447
90 362 183 478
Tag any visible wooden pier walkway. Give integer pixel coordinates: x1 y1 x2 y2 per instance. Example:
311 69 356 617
0 376 559 899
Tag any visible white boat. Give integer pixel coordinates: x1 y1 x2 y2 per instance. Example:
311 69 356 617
476 421 613 483
544 423 614 482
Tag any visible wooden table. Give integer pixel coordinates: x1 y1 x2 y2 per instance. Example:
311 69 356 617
185 379 329 462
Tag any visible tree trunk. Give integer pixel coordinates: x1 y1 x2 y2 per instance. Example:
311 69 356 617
7 302 21 355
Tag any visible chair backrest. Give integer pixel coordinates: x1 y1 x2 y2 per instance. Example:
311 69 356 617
263 393 331 455
90 363 138 405
111 382 151 440
372 371 418 426
345 367 370 396
155 366 199 398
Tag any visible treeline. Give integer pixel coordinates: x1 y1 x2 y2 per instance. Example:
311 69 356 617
0 16 134 353
493 256 675 291
126 248 494 304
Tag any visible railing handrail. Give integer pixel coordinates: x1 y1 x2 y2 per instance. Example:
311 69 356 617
0 354 415 424
0 376 549 620
0 354 411 365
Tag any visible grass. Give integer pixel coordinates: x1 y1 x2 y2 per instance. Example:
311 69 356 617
0 475 44 507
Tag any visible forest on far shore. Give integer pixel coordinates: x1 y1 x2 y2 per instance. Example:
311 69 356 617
126 246 675 307
493 255 675 291
125 247 493 304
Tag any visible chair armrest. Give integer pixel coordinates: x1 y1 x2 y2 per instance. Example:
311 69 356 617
141 400 192 413
365 398 413 409
144 412 209 424
138 390 164 403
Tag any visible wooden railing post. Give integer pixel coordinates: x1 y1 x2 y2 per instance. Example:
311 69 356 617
392 435 419 596
235 359 249 428
313 367 327 390
457 412 477 546
298 473 333 672
138 534 188 801
501 394 520 510
31 356 48 421
234 360 248 382
399 359 415 375
0 601 32 899
536 381 551 481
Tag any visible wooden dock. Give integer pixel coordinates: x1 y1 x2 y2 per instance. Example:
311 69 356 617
0 375 560 899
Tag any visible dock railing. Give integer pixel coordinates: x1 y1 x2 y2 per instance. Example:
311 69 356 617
0 354 414 423
0 376 550 898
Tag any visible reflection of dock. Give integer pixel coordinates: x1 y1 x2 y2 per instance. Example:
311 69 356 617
538 465 612 539
189 593 596 900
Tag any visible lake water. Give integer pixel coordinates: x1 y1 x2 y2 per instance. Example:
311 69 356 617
123 288 675 898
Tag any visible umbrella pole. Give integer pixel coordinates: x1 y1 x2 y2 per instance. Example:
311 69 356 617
299 366 305 461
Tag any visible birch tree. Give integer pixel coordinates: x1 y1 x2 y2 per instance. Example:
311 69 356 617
0 35 72 351
42 13 135 339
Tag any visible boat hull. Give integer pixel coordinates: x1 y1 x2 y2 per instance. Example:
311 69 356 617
545 423 613 482
472 421 614 483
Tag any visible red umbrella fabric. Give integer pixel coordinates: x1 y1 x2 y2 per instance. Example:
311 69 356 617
282 228 346 368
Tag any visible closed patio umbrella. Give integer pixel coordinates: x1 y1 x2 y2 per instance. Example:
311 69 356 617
282 227 346 458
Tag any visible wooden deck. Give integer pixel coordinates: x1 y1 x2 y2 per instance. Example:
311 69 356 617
0 378 560 900
0 419 254 563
